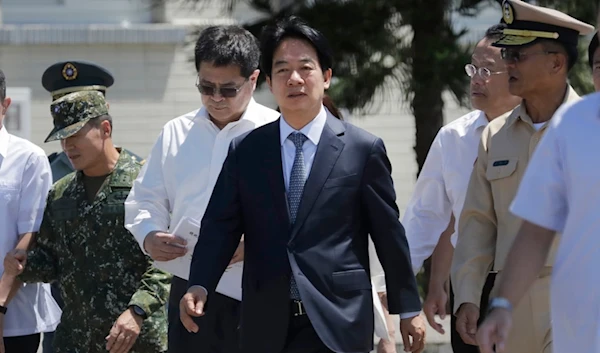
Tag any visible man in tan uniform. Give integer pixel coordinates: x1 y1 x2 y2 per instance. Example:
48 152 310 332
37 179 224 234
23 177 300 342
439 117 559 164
450 1 595 352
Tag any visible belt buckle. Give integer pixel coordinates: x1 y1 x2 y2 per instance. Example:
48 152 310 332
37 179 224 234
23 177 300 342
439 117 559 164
293 300 304 316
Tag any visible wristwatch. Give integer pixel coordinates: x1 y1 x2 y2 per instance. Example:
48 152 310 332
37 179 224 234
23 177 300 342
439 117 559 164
487 297 512 314
0 305 6 315
129 305 147 320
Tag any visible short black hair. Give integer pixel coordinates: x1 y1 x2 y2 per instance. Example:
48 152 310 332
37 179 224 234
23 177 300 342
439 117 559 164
0 69 5 101
259 16 333 78
484 23 507 41
88 114 113 136
194 25 260 78
589 33 599 69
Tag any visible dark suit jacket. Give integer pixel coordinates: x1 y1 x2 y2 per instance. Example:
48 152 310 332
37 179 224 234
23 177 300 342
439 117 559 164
189 113 421 353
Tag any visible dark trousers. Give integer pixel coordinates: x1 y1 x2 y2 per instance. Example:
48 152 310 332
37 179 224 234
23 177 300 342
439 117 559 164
42 282 63 353
168 276 241 353
281 310 336 353
449 273 496 353
4 333 40 353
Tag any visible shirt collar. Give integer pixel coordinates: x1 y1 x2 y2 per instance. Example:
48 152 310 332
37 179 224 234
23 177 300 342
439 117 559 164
279 105 327 146
473 110 489 131
508 85 580 128
0 126 9 158
196 98 266 130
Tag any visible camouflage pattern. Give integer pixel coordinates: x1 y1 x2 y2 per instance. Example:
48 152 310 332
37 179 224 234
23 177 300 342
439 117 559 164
45 90 109 143
19 149 170 353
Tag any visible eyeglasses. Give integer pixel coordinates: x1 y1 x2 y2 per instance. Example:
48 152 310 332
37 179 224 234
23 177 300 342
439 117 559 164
500 48 558 63
195 77 248 98
464 64 505 80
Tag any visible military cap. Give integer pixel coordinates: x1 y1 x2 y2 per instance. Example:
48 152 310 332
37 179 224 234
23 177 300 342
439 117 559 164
42 61 114 101
494 0 595 48
45 91 109 143
589 33 599 69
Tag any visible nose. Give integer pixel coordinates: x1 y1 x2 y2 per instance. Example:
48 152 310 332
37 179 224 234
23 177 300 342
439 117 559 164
210 92 225 103
287 70 304 86
470 74 486 86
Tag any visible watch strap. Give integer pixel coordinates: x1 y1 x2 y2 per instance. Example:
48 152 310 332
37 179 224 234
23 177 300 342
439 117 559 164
487 297 513 314
0 305 7 314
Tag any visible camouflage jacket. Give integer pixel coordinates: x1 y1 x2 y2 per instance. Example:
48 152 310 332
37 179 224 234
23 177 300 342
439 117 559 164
19 149 170 353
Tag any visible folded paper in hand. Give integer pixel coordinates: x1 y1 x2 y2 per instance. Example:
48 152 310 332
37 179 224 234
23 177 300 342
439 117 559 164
152 216 243 301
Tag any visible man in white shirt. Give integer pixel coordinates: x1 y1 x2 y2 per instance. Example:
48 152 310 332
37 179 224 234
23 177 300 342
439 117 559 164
124 26 280 353
402 24 521 351
0 70 62 352
476 91 600 353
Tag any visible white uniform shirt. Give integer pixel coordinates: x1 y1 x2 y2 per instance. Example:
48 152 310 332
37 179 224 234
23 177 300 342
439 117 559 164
125 98 279 262
510 93 600 353
0 126 61 336
403 110 488 274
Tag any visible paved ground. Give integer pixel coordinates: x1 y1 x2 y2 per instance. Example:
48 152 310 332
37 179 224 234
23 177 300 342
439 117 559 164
37 316 452 353
370 315 452 353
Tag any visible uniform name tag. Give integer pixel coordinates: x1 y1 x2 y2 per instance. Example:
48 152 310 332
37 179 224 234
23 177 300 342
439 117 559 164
493 160 509 167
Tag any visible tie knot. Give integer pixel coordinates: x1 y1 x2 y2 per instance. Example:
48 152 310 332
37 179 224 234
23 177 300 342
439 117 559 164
288 132 308 149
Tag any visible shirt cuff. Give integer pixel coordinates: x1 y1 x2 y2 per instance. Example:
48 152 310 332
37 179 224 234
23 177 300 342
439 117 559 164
399 311 421 319
189 285 208 296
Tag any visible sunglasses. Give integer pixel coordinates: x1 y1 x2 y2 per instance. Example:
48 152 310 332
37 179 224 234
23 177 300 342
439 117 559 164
500 48 558 63
195 77 248 98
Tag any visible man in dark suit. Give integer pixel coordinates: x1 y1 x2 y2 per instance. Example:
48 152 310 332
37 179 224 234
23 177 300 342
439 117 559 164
180 16 425 353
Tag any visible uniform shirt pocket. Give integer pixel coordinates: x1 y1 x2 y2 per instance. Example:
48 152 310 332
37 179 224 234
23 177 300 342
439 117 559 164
486 158 518 181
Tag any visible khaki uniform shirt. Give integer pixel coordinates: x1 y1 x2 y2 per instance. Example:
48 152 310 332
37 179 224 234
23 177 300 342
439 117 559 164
20 149 170 353
451 86 580 311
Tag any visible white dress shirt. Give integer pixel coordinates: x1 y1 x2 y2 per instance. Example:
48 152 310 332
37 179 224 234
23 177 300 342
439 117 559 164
0 126 61 337
403 110 489 274
510 93 600 353
280 106 418 320
125 99 280 290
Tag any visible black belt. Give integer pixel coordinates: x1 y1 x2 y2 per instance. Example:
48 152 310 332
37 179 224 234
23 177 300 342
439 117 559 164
291 300 306 317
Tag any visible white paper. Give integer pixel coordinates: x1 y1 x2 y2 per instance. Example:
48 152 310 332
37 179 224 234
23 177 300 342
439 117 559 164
372 285 390 341
152 216 243 301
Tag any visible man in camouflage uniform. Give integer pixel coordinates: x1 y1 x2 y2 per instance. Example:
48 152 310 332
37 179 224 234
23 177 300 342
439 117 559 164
1 90 169 353
43 60 144 182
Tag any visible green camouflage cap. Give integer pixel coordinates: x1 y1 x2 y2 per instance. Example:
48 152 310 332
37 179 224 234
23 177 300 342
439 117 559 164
45 90 109 143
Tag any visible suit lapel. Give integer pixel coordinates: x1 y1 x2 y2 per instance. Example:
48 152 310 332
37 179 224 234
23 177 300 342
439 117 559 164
290 115 346 240
263 118 292 228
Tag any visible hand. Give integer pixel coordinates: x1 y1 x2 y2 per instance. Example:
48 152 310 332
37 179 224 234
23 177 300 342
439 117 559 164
3 249 27 277
399 314 426 353
143 231 187 261
423 284 448 334
105 307 143 353
377 338 397 353
455 303 480 346
179 286 207 333
229 239 244 265
476 308 512 353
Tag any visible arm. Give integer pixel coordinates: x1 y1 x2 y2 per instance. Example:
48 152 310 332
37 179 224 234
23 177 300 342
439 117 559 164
450 128 496 314
477 120 567 353
124 129 172 253
429 216 454 293
188 141 244 294
1 153 56 303
422 217 454 333
377 292 397 353
127 263 172 317
402 131 453 275
362 138 421 315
